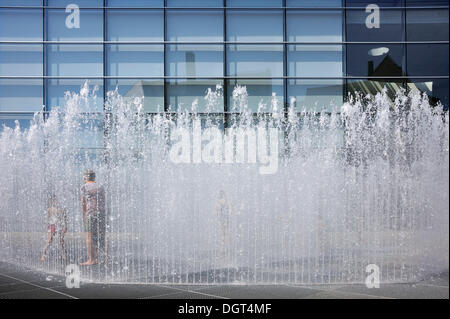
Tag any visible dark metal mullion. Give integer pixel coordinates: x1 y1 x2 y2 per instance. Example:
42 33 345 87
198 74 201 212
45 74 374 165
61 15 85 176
164 0 168 113
42 0 46 119
283 0 289 156
343 0 348 102
103 0 107 109
404 0 408 83
283 0 288 113
223 0 228 128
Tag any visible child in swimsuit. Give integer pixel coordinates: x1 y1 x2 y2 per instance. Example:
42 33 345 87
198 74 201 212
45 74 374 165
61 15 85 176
41 194 67 262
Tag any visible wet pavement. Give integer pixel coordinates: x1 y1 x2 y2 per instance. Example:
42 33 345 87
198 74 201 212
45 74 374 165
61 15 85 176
0 261 447 299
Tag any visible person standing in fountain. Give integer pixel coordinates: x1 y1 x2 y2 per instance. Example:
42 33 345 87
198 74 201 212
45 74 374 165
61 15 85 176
41 194 67 262
216 190 233 260
80 170 105 266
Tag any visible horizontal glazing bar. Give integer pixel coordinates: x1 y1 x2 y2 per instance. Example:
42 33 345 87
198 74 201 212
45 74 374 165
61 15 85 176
1 41 448 44
0 76 448 79
0 6 449 9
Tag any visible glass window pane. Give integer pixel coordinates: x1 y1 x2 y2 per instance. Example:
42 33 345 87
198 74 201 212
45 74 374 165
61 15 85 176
287 10 342 42
48 0 102 7
0 44 43 76
287 0 342 7
347 78 404 103
227 44 283 77
227 79 284 112
47 44 103 76
168 0 222 7
406 9 449 41
407 79 449 110
75 117 104 150
407 44 449 76
167 44 223 77
0 79 43 112
346 0 403 7
107 44 163 77
347 44 404 76
406 0 449 6
347 9 403 41
167 10 223 42
107 10 163 41
227 0 282 7
0 1 42 5
0 113 34 132
288 45 343 77
47 9 103 41
227 10 283 42
107 79 164 112
288 79 343 111
107 0 163 6
0 9 42 41
46 79 103 111
167 79 224 112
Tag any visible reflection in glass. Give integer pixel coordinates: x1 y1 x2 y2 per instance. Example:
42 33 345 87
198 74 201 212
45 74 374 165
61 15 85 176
0 113 34 132
406 9 449 41
406 0 449 6
227 79 284 112
0 1 42 5
407 44 449 77
227 10 283 42
168 0 222 7
0 9 42 41
48 0 102 6
107 79 164 112
288 45 343 77
167 44 223 77
0 44 43 76
347 44 404 76
107 45 164 77
286 0 343 7
167 80 224 112
46 79 103 111
47 44 103 76
227 0 283 7
107 10 163 41
227 45 283 77
287 10 343 43
346 9 403 42
347 78 404 103
107 0 163 6
288 79 343 112
47 9 103 41
167 10 223 42
346 0 403 6
0 79 43 112
407 79 449 110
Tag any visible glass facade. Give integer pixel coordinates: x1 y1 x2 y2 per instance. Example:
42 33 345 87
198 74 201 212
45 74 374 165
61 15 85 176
0 0 448 122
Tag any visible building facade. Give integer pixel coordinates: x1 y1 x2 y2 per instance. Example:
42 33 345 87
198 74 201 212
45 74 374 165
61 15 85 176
0 0 448 129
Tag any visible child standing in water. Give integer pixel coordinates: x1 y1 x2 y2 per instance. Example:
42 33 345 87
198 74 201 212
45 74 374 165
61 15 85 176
41 194 67 262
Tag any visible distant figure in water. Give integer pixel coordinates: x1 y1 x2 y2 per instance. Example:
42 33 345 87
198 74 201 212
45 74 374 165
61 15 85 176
80 170 106 266
41 194 67 262
215 190 233 258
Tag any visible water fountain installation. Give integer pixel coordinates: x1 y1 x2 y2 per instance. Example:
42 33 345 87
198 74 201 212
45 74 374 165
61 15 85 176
0 82 448 284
